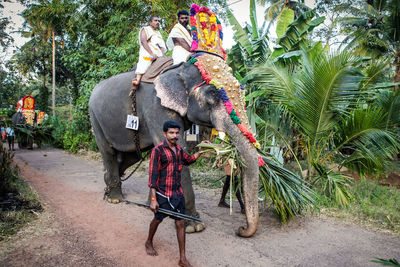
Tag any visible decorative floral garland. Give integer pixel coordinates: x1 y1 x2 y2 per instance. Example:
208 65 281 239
189 4 226 60
189 55 265 167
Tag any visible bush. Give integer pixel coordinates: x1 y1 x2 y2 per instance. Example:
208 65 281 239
0 143 42 239
42 116 67 148
63 80 96 152
0 142 19 195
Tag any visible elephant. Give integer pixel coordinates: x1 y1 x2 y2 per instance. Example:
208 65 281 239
11 112 34 149
89 62 260 237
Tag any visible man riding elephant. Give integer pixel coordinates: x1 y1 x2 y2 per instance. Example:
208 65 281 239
167 10 193 65
132 16 166 90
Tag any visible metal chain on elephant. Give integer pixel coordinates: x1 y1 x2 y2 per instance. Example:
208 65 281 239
120 89 144 182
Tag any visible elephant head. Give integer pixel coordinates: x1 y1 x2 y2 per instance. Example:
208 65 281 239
154 61 260 237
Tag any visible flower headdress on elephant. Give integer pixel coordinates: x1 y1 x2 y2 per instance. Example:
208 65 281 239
188 4 265 167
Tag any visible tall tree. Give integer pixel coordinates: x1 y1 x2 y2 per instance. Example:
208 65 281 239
23 0 77 116
337 0 400 83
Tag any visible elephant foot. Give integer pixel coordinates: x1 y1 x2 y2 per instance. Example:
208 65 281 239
185 220 206 233
104 186 123 203
106 197 122 204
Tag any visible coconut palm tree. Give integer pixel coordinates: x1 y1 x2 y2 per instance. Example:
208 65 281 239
249 49 400 205
22 0 77 116
338 0 400 83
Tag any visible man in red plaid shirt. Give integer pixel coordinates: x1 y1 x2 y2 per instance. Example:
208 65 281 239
146 120 204 267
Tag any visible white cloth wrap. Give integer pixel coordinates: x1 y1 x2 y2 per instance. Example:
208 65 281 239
136 26 166 74
167 23 193 64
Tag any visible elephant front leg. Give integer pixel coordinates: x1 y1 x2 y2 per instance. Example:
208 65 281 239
181 166 206 233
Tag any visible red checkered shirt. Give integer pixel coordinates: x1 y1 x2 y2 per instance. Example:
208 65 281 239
148 140 197 198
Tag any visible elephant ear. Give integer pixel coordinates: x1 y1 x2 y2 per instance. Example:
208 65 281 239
153 65 189 117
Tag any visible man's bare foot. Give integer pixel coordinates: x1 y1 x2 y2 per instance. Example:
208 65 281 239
218 201 229 208
145 240 158 256
178 259 193 267
132 78 139 90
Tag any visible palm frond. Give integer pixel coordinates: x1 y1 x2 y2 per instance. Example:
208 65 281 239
227 9 252 54
313 163 353 207
248 63 295 105
332 107 400 176
259 150 314 223
360 59 390 90
375 90 400 130
291 52 363 145
197 138 314 223
264 1 282 22
371 258 400 266
249 0 259 40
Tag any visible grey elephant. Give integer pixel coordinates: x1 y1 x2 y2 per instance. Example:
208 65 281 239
89 62 260 237
11 112 34 149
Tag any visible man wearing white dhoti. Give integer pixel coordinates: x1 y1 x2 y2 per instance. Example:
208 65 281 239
132 16 167 89
166 10 193 65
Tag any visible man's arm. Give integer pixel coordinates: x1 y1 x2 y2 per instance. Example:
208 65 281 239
140 28 157 59
149 188 159 212
148 148 160 212
172 37 191 52
182 150 201 166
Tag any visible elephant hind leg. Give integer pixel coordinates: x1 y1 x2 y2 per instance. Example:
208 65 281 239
90 110 122 202
118 152 141 178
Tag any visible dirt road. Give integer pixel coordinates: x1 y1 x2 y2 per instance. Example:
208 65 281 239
1 147 399 266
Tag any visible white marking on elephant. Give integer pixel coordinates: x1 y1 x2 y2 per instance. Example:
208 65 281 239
125 115 139 130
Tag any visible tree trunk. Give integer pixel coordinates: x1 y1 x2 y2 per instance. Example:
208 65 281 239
394 50 400 91
52 27 56 117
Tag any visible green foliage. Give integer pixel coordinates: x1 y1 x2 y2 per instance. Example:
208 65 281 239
62 81 94 152
334 107 400 176
259 150 314 223
0 142 19 195
371 258 400 266
313 163 353 207
41 115 66 148
249 48 400 205
197 139 314 223
0 143 42 240
276 7 294 38
270 9 325 61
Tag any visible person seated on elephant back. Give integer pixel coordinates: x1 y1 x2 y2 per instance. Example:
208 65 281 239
132 16 167 90
166 10 193 65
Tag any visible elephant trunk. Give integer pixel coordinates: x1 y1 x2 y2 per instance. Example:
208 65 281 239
212 106 260 237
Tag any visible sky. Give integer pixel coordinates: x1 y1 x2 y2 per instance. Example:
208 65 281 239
1 0 318 61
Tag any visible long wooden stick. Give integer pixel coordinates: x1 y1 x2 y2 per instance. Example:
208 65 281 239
123 199 202 222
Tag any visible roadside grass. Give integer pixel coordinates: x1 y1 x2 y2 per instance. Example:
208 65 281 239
314 180 400 234
0 144 42 240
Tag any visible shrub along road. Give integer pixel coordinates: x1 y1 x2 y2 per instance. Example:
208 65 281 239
1 147 399 266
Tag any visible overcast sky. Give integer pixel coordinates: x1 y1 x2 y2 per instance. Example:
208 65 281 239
2 0 318 60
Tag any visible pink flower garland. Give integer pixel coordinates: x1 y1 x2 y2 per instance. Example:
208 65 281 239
190 56 265 167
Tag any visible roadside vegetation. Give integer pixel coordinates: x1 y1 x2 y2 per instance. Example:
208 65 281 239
0 144 42 240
